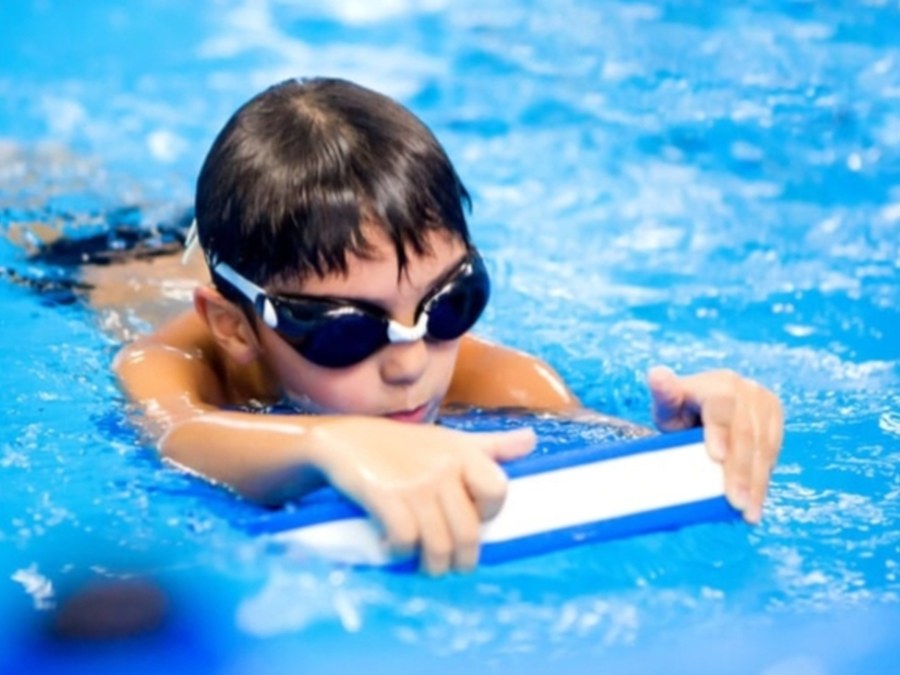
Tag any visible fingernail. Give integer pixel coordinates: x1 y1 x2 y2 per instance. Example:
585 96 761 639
745 504 762 524
729 486 750 511
708 440 726 462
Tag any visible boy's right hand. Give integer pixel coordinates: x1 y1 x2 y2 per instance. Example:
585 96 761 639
308 418 536 575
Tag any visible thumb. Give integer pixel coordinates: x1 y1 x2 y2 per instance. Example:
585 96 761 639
471 427 537 462
648 365 696 431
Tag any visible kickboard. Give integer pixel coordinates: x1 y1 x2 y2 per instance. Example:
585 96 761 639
244 427 739 568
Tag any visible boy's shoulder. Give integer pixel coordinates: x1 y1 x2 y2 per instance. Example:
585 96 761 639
114 305 236 412
449 336 579 413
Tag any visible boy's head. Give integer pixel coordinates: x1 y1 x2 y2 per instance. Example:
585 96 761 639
191 77 488 420
194 77 472 291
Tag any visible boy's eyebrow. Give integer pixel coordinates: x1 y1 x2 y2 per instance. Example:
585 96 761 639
279 251 469 306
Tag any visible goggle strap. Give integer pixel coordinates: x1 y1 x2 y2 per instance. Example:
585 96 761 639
181 219 202 265
261 298 279 328
386 312 428 344
213 261 280 329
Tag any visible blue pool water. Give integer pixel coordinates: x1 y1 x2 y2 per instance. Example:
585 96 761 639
2 1 900 672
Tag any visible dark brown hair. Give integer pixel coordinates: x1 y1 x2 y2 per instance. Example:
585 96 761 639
195 77 472 294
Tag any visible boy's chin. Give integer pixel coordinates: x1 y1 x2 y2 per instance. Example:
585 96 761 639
277 394 441 426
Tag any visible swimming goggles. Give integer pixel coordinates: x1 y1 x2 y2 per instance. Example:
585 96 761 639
212 250 490 368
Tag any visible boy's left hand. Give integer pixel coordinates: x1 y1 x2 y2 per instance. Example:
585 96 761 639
647 366 784 524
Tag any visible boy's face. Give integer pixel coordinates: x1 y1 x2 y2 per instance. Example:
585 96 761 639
255 228 469 423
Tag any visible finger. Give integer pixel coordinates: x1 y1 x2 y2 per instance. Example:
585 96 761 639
364 494 419 556
745 446 771 525
415 497 454 576
767 395 785 457
722 396 756 515
648 366 679 422
647 365 690 430
696 377 739 462
471 427 537 462
462 451 510 522
438 481 482 572
746 397 784 523
703 421 729 463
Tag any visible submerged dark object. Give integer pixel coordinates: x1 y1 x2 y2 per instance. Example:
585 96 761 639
50 579 170 641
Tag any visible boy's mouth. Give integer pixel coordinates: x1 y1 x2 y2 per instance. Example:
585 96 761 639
384 403 431 424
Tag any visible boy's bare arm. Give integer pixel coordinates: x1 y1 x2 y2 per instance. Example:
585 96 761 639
112 310 319 502
114 313 536 574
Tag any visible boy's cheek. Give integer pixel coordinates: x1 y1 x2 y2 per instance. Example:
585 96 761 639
279 363 381 415
427 339 462 389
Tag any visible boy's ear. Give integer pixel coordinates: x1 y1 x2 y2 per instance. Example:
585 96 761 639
194 286 261 365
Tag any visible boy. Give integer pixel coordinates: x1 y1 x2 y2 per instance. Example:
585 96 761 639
115 77 783 575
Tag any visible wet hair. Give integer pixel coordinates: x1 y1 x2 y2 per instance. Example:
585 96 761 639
194 77 472 295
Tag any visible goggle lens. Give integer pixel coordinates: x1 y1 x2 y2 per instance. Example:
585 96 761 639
425 271 489 341
292 312 392 368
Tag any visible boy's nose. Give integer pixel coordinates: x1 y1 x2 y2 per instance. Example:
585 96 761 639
379 338 428 386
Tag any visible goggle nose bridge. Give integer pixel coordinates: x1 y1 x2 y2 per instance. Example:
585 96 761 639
386 312 429 344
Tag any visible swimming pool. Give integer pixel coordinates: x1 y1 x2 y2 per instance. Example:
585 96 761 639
2 0 899 672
